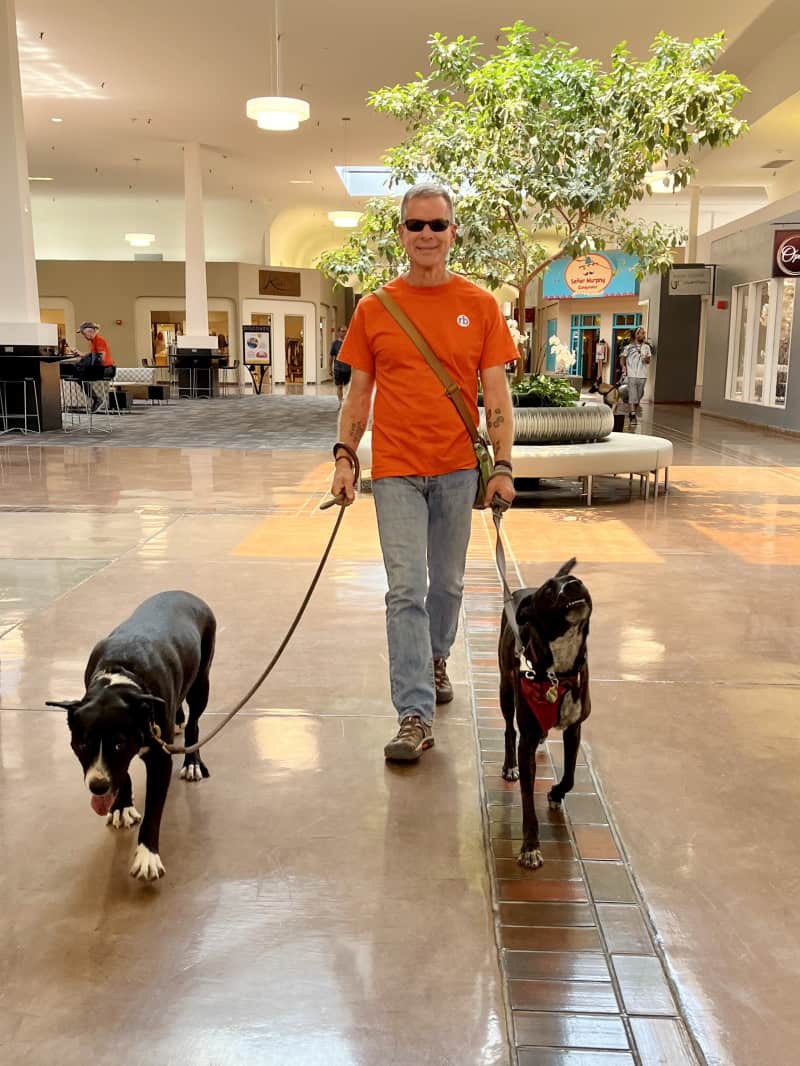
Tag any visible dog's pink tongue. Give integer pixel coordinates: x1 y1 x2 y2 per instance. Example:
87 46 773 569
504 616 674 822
90 793 114 817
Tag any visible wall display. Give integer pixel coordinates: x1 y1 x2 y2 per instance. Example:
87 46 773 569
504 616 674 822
772 230 800 278
543 251 640 299
668 264 716 297
242 325 272 364
258 269 302 297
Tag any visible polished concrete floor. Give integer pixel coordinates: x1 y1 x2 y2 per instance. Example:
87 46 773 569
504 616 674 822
1 393 799 1065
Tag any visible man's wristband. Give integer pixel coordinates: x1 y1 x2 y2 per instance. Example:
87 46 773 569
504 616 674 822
332 442 358 468
494 460 513 474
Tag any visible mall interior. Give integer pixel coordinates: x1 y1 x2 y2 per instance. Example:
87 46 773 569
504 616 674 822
1 2 800 1065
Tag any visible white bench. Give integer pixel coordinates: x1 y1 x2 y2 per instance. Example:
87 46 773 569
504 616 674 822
356 432 673 506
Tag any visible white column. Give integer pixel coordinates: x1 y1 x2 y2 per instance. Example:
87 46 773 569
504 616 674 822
687 185 701 263
0 0 56 347
177 142 217 351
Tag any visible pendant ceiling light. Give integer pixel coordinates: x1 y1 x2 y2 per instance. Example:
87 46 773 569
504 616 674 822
246 0 309 132
125 232 155 247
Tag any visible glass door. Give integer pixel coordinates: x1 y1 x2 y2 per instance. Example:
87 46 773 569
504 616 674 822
285 315 304 384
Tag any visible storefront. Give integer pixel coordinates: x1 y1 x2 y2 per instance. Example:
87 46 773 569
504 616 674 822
701 213 800 431
537 252 645 382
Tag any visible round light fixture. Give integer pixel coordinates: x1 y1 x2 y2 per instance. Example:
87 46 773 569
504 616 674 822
328 211 362 229
645 171 675 194
125 232 156 247
246 96 310 132
50 117 64 123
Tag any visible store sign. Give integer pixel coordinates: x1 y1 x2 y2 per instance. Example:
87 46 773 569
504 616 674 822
668 265 715 296
242 325 272 365
772 230 800 278
259 269 302 297
543 251 639 300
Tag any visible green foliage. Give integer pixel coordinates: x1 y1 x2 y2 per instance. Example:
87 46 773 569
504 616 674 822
510 374 579 407
318 23 748 335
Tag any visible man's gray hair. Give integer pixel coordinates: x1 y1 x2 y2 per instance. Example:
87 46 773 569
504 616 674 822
400 182 455 223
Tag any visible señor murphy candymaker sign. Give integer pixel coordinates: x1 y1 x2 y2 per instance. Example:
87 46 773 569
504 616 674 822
772 230 800 278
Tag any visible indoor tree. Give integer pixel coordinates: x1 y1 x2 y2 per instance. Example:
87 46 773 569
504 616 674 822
318 23 747 374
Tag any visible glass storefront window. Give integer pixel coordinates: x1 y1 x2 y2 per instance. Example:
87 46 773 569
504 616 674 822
726 278 794 409
775 280 795 407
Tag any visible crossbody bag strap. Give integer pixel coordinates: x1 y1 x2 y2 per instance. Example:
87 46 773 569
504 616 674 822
374 287 479 444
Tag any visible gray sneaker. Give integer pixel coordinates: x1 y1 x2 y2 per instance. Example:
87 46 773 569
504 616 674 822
384 715 434 761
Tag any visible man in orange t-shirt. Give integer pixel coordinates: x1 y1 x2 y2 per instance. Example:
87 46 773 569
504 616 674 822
330 183 517 762
62 321 115 410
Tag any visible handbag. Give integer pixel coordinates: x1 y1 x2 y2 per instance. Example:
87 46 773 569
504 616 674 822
374 287 493 508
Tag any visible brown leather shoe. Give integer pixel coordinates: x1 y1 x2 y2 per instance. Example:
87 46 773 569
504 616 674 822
433 658 453 704
384 715 434 761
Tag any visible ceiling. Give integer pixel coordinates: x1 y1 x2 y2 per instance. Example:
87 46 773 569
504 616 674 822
15 0 800 264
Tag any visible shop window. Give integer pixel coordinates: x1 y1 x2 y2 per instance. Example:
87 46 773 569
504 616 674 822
726 279 795 408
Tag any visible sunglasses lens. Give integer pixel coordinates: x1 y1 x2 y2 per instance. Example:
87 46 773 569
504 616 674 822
404 218 451 232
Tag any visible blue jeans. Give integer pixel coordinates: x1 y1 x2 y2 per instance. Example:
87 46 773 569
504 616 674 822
372 468 477 726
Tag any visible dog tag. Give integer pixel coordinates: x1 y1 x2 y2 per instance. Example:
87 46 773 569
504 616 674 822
546 678 559 703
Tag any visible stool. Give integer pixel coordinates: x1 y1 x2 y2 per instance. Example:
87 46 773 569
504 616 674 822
0 378 41 434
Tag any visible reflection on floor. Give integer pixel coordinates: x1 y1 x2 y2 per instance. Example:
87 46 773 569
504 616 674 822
1 395 800 1065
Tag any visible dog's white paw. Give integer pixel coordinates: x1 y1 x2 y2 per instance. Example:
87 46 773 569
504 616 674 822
548 790 564 811
180 763 203 782
129 844 165 881
502 766 520 781
518 847 544 869
106 805 141 830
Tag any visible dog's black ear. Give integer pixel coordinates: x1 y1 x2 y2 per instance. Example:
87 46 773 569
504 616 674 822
555 557 577 578
134 694 167 722
45 699 81 712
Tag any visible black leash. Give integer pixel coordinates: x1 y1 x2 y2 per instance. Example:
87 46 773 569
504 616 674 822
154 450 360 757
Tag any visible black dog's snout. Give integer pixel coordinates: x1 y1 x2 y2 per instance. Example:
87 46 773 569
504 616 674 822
88 778 111 795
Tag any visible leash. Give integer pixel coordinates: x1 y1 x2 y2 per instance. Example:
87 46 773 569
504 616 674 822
490 494 524 656
152 448 360 757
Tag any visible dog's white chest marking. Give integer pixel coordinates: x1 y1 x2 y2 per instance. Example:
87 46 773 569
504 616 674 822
549 629 583 675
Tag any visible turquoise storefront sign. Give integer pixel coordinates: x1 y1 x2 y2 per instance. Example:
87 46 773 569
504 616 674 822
543 251 640 300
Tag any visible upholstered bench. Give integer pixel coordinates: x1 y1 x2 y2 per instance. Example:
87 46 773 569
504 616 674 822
113 367 169 405
355 432 673 506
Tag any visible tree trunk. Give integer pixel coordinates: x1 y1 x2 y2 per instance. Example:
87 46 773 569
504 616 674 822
514 284 526 384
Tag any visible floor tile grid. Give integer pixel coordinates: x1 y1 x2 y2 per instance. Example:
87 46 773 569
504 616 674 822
462 524 705 1066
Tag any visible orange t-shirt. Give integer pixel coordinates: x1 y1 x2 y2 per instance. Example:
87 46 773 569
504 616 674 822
340 275 518 478
90 334 113 367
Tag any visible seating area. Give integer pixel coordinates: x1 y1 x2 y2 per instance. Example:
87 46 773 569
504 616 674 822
356 429 673 505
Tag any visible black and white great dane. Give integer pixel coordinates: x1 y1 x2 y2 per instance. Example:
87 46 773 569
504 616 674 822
48 590 216 881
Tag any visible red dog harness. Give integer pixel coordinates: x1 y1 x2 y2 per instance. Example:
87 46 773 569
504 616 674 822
519 672 580 735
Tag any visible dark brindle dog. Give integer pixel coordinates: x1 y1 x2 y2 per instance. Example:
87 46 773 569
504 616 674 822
588 378 627 432
498 559 592 869
47 591 216 881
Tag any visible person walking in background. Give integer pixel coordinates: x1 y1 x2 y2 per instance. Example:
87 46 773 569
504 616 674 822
330 325 350 408
619 327 652 427
329 182 516 763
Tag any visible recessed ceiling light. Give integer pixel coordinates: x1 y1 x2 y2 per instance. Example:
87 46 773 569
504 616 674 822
289 179 313 184
328 210 362 228
29 176 53 181
50 116 63 123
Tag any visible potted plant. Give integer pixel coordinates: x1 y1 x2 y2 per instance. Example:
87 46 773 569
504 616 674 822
510 374 579 408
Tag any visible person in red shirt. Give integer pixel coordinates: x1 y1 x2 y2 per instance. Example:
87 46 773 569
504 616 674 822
330 183 516 762
61 321 114 410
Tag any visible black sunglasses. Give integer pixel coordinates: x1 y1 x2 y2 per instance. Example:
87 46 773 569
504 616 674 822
402 218 452 232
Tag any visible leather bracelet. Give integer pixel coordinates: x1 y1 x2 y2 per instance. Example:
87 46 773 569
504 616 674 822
332 441 358 469
494 460 513 473
491 469 514 482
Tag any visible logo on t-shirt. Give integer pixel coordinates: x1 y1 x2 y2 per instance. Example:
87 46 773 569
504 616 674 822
456 314 470 327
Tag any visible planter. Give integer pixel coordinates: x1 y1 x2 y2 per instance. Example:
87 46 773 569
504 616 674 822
480 403 614 444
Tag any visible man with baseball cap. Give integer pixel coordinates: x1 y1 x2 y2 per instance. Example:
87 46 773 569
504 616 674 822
61 321 115 411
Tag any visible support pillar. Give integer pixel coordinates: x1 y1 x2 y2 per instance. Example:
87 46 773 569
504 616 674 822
177 142 218 353
0 0 56 349
687 185 701 264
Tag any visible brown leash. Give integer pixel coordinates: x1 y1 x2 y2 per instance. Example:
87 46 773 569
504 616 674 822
152 449 360 756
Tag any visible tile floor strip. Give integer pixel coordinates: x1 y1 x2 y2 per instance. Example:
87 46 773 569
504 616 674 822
462 545 703 1066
